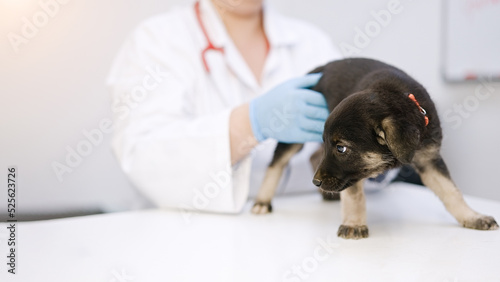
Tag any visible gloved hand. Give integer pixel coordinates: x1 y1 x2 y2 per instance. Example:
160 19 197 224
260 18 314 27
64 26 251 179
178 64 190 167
249 73 328 143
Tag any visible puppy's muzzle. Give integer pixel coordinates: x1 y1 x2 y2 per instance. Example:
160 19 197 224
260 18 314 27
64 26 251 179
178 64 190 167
313 173 352 192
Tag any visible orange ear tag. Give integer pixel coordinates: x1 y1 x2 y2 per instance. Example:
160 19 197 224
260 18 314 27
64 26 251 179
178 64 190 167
408 94 429 126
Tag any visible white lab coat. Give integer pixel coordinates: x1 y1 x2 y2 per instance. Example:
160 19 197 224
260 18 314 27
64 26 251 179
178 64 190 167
107 0 342 213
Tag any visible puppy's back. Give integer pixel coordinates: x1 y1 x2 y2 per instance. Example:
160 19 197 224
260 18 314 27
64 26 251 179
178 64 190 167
310 58 401 111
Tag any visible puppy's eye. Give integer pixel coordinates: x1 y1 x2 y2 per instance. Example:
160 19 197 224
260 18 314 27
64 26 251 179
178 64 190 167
336 145 347 153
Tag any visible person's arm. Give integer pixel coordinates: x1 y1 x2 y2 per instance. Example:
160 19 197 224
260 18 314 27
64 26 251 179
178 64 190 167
229 103 258 165
230 71 329 164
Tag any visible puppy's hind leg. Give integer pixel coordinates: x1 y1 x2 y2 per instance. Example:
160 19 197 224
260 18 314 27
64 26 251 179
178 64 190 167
413 147 499 230
337 180 369 239
252 143 303 214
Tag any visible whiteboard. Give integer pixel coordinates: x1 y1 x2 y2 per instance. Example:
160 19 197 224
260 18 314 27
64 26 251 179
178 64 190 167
442 0 500 81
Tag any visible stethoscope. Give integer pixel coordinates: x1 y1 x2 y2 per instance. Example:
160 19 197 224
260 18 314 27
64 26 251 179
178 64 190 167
195 1 224 73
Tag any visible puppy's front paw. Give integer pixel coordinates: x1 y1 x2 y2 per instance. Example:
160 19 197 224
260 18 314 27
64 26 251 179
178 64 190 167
251 202 273 214
337 225 369 239
463 215 499 230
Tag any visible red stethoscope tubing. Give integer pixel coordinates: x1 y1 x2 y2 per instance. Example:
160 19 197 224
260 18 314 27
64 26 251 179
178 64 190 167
195 1 224 73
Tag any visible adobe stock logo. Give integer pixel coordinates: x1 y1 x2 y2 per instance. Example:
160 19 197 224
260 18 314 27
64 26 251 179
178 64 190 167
179 166 232 224
7 0 72 54
109 268 135 282
282 234 340 282
442 77 496 129
52 65 170 183
339 0 404 56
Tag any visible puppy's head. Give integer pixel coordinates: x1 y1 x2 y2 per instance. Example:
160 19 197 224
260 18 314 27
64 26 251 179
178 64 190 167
313 91 422 192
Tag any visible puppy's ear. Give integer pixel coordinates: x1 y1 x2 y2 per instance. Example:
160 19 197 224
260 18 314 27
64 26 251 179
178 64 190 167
377 117 421 164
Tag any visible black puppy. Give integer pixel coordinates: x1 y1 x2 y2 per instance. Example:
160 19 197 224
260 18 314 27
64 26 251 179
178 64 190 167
251 58 498 239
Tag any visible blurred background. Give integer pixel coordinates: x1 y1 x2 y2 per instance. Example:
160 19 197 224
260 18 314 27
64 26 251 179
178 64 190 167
1 0 499 220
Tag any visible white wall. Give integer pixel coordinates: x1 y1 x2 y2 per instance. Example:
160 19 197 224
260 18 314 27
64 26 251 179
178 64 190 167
1 0 499 218
0 0 188 216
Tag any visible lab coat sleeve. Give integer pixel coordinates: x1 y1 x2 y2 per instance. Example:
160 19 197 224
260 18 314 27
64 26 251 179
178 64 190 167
107 18 250 214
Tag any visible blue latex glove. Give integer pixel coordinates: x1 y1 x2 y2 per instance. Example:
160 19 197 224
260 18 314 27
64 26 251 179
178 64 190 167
249 73 328 143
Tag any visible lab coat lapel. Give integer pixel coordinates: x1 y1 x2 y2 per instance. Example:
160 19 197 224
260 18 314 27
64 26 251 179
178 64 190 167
197 0 239 105
224 44 260 93
198 0 301 96
206 54 235 105
261 5 300 79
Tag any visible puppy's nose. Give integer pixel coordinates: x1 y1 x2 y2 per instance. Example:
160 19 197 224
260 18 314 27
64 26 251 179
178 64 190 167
312 178 322 187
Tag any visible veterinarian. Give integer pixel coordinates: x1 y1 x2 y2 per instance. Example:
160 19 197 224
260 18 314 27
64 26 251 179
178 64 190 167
107 0 394 213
